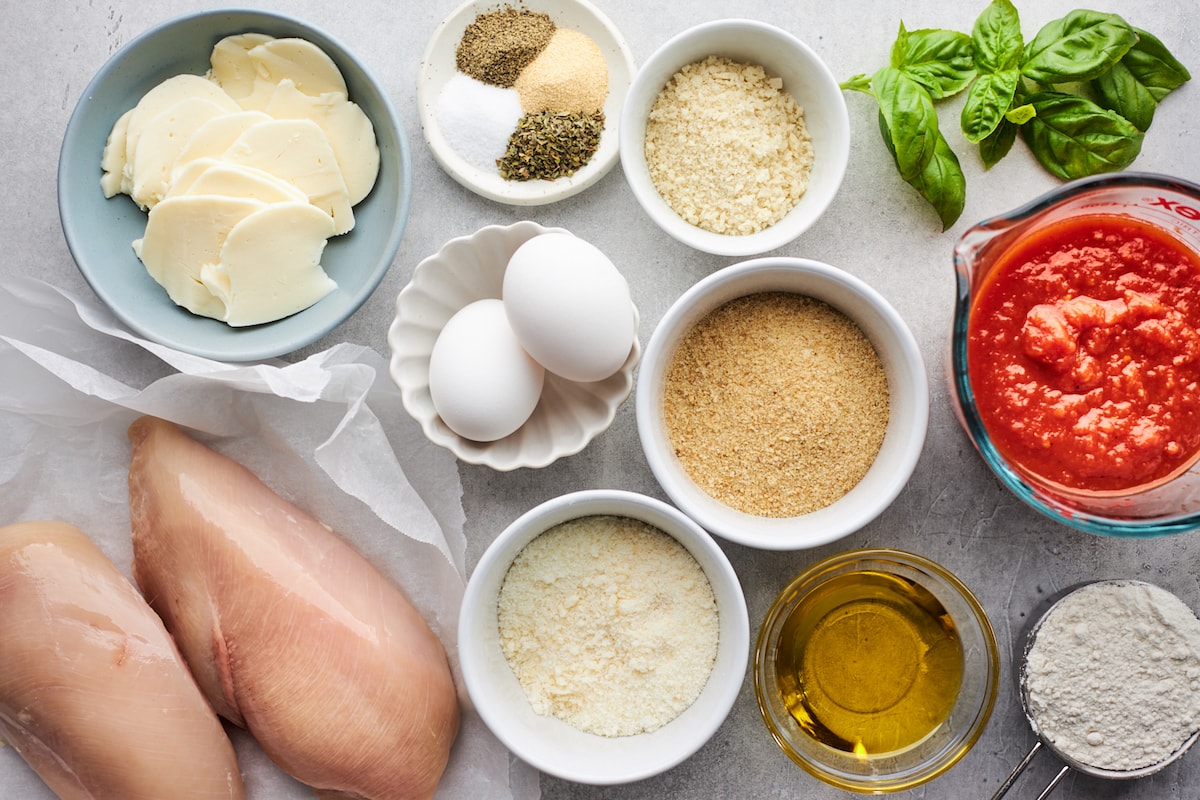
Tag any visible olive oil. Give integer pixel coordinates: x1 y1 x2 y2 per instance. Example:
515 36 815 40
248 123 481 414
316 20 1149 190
773 570 964 756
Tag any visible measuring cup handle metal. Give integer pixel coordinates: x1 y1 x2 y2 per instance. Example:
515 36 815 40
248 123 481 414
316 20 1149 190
990 740 1072 800
1034 765 1071 800
990 740 1044 800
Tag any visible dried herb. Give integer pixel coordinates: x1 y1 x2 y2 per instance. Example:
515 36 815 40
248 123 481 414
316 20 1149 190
497 110 605 181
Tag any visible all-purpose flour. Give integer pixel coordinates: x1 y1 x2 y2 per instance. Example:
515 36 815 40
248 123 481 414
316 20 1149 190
1023 581 1200 771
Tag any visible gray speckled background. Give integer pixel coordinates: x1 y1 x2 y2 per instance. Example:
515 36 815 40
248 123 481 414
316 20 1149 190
3 1 1199 798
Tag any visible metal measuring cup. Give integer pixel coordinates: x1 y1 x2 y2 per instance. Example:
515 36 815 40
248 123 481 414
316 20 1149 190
990 580 1200 800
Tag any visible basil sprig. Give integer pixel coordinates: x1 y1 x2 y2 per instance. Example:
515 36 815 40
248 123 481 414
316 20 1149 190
961 0 1023 144
841 0 1189 229
844 27 973 230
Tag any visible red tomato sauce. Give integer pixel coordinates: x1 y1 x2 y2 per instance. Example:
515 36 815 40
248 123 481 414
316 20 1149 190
967 213 1200 492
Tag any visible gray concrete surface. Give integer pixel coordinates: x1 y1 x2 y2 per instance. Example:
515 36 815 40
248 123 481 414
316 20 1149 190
3 1 1199 798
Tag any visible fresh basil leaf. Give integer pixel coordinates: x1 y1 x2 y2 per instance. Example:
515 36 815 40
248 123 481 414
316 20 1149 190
961 68 1021 143
872 66 939 180
1092 60 1158 132
878 108 899 160
1005 103 1036 125
1119 29 1191 98
880 110 966 230
972 0 1023 73
1020 91 1144 180
1022 10 1137 84
890 22 976 98
980 118 1018 168
840 73 874 94
1091 29 1191 131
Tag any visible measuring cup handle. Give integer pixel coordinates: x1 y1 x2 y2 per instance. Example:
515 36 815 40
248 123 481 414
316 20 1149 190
1034 765 1071 800
989 740 1045 800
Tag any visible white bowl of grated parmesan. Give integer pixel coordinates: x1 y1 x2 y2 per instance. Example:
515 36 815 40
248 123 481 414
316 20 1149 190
458 489 749 784
619 19 849 255
636 257 929 549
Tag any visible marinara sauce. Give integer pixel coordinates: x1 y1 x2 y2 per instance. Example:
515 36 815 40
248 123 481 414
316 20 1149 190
967 213 1200 492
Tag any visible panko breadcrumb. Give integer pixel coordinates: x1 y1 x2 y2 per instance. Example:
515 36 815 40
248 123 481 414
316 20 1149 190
644 56 814 235
662 292 889 517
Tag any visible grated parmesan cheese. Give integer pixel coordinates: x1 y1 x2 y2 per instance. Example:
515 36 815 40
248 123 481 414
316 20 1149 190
496 515 719 737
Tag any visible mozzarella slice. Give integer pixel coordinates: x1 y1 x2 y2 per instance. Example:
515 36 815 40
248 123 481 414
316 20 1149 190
122 74 241 184
223 118 355 234
249 37 348 99
173 109 272 172
168 159 309 204
100 109 132 198
130 98 239 210
263 79 379 205
133 194 265 320
208 33 275 102
203 201 337 326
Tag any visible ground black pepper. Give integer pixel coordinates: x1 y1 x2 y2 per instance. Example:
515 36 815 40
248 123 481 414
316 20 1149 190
455 7 555 88
497 110 605 181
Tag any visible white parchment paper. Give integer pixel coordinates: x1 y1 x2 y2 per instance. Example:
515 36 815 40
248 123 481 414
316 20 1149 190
0 277 540 800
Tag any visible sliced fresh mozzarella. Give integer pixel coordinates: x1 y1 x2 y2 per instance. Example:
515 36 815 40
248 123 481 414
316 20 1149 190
122 74 241 184
263 79 379 205
133 194 265 320
208 33 275 102
223 118 354 234
249 37 348 99
100 109 132 198
203 201 337 326
172 109 271 172
130 97 239 210
168 159 309 204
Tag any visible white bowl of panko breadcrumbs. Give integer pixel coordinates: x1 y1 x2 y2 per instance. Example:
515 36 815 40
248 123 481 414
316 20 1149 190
636 258 929 550
619 19 849 256
458 489 749 784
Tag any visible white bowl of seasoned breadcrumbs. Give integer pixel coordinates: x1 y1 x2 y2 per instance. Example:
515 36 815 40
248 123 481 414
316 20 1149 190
619 19 849 256
636 258 929 550
458 489 749 784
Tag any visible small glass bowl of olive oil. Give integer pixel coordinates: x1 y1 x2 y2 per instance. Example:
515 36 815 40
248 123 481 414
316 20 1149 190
753 549 999 792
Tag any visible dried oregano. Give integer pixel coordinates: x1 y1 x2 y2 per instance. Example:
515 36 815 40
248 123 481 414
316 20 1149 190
497 110 605 180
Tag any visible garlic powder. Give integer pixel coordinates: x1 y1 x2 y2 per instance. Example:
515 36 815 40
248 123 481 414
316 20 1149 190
496 515 719 737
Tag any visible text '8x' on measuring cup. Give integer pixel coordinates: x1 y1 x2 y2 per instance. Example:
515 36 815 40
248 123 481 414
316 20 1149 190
990 580 1200 800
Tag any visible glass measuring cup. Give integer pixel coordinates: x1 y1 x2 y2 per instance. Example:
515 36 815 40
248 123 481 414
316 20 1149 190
990 580 1200 799
950 173 1200 536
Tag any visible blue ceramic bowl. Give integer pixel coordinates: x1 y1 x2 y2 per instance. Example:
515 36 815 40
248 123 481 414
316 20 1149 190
58 8 410 361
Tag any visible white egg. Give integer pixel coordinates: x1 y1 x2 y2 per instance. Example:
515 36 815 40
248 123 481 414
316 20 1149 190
428 299 545 442
503 233 635 383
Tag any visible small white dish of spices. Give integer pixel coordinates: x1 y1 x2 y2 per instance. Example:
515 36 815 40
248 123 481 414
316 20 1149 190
619 19 849 255
388 221 640 470
458 489 750 785
417 0 635 205
636 257 928 550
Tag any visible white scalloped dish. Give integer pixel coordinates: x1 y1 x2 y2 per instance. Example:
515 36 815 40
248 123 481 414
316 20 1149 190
388 221 639 470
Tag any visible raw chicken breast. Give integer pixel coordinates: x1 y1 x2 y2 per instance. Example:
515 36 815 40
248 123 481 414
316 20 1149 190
126 416 460 800
0 520 244 800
